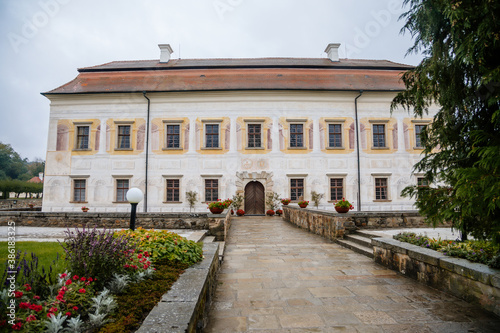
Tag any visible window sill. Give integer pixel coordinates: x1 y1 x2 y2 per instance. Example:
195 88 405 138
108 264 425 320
70 201 87 204
245 147 265 150
112 201 129 204
326 147 345 150
373 199 392 202
288 147 307 150
163 201 183 204
73 149 91 152
371 147 390 150
162 147 183 151
201 147 222 150
413 147 424 150
327 200 344 203
115 148 133 151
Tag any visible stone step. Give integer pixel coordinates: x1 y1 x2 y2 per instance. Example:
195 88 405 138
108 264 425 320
203 236 216 243
336 239 374 258
355 230 382 239
345 234 373 248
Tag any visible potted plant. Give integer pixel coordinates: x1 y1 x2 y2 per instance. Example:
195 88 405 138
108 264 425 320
28 202 34 209
334 198 354 213
207 200 228 214
231 193 244 212
281 198 291 205
276 209 283 216
236 209 245 216
81 206 89 212
186 191 197 212
298 200 309 208
311 191 324 209
266 209 275 216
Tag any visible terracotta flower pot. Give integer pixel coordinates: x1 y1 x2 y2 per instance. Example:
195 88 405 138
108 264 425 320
282 202 289 206
209 207 224 214
335 206 349 213
299 204 308 208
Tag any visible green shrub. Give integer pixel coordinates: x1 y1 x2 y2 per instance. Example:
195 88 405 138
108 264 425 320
114 228 203 266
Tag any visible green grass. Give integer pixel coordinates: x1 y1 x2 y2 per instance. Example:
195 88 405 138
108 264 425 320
0 241 67 283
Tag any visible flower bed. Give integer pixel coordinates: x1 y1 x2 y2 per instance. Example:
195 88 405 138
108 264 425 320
393 232 500 268
0 227 203 332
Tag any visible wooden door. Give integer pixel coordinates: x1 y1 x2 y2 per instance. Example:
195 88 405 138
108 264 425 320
244 181 265 215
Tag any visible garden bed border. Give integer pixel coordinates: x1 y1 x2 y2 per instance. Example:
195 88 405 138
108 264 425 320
137 241 220 332
372 237 500 317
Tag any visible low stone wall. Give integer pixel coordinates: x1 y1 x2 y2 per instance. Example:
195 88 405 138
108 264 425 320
137 242 220 332
0 199 42 210
372 238 500 317
283 206 433 240
0 210 231 240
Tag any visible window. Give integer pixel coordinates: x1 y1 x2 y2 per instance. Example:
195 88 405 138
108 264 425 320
375 178 388 200
415 125 425 148
328 124 342 148
247 124 262 148
417 177 429 187
372 124 386 148
290 179 304 201
205 124 219 148
330 178 343 201
290 124 304 148
117 125 131 149
166 124 181 149
73 179 86 202
115 179 129 202
205 179 218 202
76 126 90 150
166 179 180 202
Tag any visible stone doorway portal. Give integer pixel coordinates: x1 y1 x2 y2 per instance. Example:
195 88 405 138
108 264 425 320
244 181 265 215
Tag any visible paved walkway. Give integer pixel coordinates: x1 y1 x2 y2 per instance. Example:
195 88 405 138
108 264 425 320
204 216 500 333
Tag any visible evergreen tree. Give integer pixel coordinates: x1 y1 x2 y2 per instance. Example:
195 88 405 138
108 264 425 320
393 0 500 242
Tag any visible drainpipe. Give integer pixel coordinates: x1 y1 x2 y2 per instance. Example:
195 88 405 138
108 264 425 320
354 90 363 211
143 92 150 212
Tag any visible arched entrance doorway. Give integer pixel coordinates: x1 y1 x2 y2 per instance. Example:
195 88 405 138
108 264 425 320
244 181 265 215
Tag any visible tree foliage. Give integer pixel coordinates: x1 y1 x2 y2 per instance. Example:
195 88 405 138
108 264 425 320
393 0 500 243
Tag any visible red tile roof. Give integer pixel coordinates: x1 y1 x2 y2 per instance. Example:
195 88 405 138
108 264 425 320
28 177 43 183
44 58 411 95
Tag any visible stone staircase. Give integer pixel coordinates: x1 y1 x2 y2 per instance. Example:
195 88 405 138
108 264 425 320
336 230 377 258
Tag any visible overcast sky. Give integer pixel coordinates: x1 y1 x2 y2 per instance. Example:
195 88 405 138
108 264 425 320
0 0 421 161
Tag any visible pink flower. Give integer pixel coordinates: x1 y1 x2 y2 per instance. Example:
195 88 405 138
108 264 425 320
26 315 36 322
49 307 58 313
33 296 40 300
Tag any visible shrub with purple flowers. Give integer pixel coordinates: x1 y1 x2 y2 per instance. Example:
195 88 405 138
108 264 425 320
60 227 137 288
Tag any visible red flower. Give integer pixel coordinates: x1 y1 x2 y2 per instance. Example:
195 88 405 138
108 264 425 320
12 322 22 330
88 277 93 282
23 284 31 291
33 295 40 300
29 304 43 312
78 288 86 294
60 273 67 279
49 307 58 313
19 302 30 309
72 275 79 280
60 286 68 292
73 306 78 311
47 313 54 318
65 279 72 286
14 291 23 298
56 295 64 301
26 315 36 322
137 253 143 259
65 312 71 317
80 277 86 282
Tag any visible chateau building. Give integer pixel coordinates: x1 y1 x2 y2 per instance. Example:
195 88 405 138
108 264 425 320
41 43 436 213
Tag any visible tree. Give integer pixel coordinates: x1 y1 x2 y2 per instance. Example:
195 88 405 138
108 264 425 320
0 142 28 180
393 1 500 243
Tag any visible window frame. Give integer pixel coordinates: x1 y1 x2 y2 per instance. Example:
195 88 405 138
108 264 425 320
286 174 307 202
162 175 183 203
286 118 308 150
112 175 132 203
204 179 219 202
327 122 344 149
70 175 89 203
371 173 391 201
163 120 184 150
201 120 223 150
368 120 390 150
244 119 266 149
114 121 134 151
411 120 431 149
74 124 91 150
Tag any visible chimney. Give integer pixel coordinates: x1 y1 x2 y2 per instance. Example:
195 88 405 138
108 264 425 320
325 43 341 62
159 44 174 63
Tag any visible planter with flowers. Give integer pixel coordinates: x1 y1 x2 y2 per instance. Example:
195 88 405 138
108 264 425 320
281 198 291 206
334 198 354 213
236 209 245 216
81 206 89 212
266 209 275 216
207 199 231 214
298 200 309 208
276 209 283 216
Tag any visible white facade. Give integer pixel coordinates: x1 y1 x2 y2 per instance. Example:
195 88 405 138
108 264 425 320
43 89 437 213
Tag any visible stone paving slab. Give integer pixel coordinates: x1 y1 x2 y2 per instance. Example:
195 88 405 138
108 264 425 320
204 216 500 333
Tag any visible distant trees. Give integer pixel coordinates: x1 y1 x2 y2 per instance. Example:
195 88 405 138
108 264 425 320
0 142 45 198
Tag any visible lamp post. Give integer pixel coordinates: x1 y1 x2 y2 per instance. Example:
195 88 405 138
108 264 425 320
126 188 144 231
